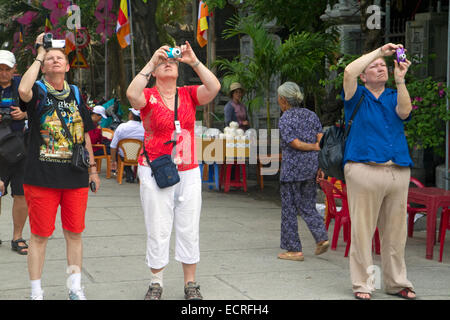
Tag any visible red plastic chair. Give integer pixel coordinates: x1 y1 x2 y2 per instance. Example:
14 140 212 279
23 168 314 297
407 177 427 237
439 208 450 262
324 177 345 233
319 179 380 257
319 179 351 254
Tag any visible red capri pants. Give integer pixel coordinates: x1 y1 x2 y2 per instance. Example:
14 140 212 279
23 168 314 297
23 184 89 237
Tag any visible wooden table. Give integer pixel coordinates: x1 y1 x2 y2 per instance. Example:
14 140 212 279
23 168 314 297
407 187 450 259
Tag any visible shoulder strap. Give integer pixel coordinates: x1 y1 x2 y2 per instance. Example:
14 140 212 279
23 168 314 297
163 88 179 147
35 80 48 115
344 93 364 138
144 88 179 164
69 84 81 105
54 106 75 144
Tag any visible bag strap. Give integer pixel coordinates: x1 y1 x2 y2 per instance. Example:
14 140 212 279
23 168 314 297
54 105 75 144
143 88 179 164
344 93 364 138
163 88 179 147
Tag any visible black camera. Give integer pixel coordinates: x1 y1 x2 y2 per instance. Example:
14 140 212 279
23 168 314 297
0 108 12 126
42 33 66 49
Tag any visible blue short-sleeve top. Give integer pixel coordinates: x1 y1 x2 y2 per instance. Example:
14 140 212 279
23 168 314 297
341 85 413 167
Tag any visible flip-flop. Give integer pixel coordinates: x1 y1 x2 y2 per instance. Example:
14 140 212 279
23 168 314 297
389 288 416 300
277 252 304 261
354 292 372 300
11 238 28 255
315 240 330 255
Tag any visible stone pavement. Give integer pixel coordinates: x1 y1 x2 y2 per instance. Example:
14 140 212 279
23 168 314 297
0 168 449 301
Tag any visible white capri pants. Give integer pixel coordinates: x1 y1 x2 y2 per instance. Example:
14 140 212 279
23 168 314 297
138 165 202 269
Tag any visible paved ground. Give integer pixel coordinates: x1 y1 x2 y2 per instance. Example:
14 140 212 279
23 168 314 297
0 166 449 301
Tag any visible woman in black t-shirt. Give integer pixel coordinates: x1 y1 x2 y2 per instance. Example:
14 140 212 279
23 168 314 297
18 33 100 300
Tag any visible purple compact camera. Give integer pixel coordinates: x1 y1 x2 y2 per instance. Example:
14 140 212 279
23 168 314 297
396 48 406 63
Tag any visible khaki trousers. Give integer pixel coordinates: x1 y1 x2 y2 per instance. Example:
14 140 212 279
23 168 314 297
344 162 414 294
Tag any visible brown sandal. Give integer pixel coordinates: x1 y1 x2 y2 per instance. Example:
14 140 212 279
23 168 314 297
390 288 416 300
315 240 330 255
277 252 304 261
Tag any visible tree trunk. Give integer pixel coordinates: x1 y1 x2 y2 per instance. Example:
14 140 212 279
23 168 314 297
132 0 161 64
266 78 271 135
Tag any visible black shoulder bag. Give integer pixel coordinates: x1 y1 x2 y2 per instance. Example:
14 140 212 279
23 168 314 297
0 85 26 164
0 127 26 164
142 89 180 189
318 93 365 181
54 106 90 172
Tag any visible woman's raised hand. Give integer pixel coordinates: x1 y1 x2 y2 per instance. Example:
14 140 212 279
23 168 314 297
380 43 403 57
177 41 198 66
149 45 172 70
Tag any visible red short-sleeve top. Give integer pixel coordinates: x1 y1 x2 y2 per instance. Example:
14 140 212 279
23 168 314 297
138 85 200 171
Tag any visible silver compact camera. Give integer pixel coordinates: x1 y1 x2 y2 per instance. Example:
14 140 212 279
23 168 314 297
43 33 66 49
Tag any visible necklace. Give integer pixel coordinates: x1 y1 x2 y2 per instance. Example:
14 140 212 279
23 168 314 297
157 87 176 109
157 87 175 99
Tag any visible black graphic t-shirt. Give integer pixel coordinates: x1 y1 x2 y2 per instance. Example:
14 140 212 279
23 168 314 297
19 83 95 189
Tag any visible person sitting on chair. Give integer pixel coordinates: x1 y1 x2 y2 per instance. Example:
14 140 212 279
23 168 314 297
89 105 111 156
110 108 144 183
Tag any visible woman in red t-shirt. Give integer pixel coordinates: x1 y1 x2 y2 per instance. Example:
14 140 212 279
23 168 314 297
127 41 220 300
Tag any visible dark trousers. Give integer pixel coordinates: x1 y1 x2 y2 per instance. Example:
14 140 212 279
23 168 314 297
280 179 328 252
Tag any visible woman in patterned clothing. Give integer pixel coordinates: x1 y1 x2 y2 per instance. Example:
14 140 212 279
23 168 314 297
277 81 329 261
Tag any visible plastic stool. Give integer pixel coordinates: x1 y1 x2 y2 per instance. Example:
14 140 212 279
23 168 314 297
199 163 220 190
220 163 247 193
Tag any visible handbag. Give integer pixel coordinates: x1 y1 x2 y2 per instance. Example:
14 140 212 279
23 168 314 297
318 94 364 181
142 89 180 189
0 129 26 164
54 106 90 172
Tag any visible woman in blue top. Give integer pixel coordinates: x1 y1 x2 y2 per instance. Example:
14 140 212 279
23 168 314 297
277 81 329 262
343 43 415 300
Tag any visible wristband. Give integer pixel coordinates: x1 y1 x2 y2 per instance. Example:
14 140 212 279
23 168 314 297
35 58 43 65
190 60 201 68
139 70 153 80
395 80 405 85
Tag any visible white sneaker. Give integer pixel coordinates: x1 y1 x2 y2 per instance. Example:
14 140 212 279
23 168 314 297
30 290 44 300
68 287 87 300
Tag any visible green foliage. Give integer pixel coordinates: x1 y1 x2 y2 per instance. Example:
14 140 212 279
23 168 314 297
204 0 228 10
220 14 283 130
240 0 338 33
217 14 338 127
280 30 338 114
155 0 191 46
405 78 450 157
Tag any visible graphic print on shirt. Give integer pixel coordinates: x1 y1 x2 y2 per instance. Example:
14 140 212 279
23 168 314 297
39 96 84 163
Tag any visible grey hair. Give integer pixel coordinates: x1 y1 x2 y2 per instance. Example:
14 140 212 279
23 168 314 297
277 81 304 108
